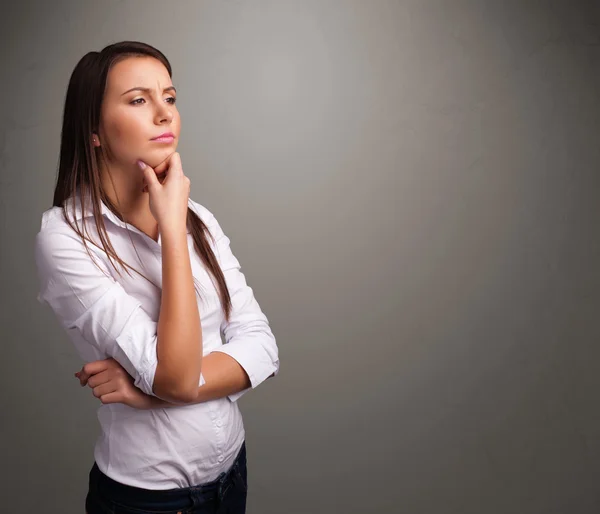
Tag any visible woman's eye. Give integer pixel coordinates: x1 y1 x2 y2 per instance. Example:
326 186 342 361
130 97 177 105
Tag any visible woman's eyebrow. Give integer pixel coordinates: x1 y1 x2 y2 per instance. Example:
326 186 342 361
121 86 177 96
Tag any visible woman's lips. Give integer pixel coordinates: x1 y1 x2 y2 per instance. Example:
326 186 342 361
151 136 175 143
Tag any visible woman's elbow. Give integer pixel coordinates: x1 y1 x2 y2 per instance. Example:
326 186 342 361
152 368 198 404
152 381 196 404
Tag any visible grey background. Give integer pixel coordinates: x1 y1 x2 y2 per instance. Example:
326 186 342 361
1 0 600 512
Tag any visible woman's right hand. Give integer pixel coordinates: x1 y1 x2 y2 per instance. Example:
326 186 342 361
138 152 190 232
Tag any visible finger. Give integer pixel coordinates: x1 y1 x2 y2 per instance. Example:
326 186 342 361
148 167 167 187
98 391 122 405
86 369 111 389
79 359 110 386
168 152 183 176
139 161 160 190
91 380 118 399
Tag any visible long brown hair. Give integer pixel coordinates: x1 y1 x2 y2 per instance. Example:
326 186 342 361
53 40 232 322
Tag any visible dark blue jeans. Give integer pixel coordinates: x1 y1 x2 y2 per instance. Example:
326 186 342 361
85 441 247 514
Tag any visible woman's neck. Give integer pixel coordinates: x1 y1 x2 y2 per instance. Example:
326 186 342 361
100 164 159 242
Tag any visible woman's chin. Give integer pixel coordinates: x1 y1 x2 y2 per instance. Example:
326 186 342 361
139 148 176 169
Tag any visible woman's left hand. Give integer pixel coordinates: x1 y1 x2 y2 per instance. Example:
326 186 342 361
74 358 152 410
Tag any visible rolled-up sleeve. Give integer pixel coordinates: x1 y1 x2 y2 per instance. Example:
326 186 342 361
34 229 163 397
207 212 280 402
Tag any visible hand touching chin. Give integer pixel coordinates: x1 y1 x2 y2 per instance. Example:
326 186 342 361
139 147 177 170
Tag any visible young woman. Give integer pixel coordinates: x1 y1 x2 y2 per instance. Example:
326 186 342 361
34 41 279 514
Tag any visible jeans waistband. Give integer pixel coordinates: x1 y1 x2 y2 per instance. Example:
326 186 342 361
91 440 246 506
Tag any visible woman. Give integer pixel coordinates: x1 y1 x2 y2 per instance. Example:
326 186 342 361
34 41 279 514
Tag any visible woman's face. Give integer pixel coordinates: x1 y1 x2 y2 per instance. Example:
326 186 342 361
96 56 180 171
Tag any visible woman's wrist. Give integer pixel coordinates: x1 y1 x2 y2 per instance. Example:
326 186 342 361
159 222 188 241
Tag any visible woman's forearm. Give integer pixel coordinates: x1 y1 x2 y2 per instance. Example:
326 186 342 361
153 225 202 402
147 352 252 408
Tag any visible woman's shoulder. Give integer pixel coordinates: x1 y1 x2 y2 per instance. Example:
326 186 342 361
37 205 75 237
37 193 86 235
35 195 105 257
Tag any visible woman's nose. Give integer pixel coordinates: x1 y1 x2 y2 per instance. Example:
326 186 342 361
155 102 174 122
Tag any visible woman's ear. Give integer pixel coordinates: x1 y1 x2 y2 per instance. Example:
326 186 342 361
91 133 100 147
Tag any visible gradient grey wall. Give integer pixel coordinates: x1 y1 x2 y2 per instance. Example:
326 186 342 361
2 1 600 512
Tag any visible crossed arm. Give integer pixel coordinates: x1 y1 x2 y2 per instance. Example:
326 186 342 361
77 348 276 408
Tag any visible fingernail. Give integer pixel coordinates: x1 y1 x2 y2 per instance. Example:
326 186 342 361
137 160 145 170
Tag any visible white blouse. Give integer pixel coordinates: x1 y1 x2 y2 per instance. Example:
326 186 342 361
34 188 279 489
